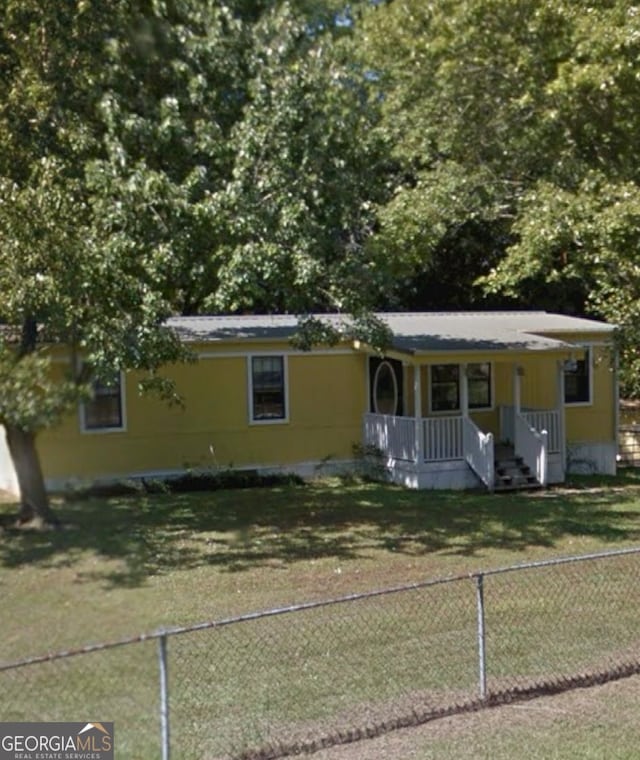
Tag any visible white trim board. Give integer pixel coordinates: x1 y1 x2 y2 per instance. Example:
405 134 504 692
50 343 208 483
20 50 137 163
198 348 355 359
79 370 128 434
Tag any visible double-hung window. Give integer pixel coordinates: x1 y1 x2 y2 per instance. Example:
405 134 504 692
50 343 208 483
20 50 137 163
430 363 492 412
564 348 591 405
467 362 492 409
250 356 287 422
431 365 460 412
82 373 125 432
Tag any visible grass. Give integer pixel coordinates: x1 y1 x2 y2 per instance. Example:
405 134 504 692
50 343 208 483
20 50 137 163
2 472 640 758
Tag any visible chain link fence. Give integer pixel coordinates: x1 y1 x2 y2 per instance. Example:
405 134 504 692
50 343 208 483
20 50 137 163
619 424 640 465
2 547 640 759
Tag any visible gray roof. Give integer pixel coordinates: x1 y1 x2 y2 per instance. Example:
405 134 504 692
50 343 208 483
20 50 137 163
166 312 614 354
380 312 614 353
168 314 304 342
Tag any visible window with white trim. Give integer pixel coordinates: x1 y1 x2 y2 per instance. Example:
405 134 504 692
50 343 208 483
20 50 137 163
82 374 125 431
430 363 492 412
564 349 591 405
467 362 492 409
251 356 287 421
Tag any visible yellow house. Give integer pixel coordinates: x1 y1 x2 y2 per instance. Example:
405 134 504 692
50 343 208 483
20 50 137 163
0 312 618 493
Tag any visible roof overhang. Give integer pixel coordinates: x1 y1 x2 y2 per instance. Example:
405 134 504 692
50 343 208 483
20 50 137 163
353 341 582 365
166 311 615 357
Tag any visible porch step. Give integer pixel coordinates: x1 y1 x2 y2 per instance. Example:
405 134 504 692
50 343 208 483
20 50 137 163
493 450 543 492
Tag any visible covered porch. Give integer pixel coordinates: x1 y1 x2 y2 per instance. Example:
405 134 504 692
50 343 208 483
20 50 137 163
363 358 568 491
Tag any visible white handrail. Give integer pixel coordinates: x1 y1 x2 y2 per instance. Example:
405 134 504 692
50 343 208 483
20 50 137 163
515 413 548 486
522 410 560 453
463 417 495 490
500 406 560 454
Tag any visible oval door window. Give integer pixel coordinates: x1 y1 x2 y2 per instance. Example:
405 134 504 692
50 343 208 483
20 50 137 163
373 360 398 415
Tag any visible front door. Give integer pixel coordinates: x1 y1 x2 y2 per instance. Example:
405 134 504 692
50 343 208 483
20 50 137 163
369 357 404 416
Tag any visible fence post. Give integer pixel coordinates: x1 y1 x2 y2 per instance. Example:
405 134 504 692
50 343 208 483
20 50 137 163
158 634 171 760
475 574 487 699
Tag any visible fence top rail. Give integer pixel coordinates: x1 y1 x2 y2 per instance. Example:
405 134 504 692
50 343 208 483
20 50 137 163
470 545 640 579
0 573 467 673
2 545 639 674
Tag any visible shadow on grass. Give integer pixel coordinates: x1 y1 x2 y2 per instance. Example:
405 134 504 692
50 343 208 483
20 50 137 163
2 472 640 587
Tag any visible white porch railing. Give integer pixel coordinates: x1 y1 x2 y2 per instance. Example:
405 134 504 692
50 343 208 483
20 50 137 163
423 416 463 462
364 413 467 463
363 413 417 462
363 409 553 486
515 413 549 486
463 417 495 489
500 406 561 453
522 410 560 454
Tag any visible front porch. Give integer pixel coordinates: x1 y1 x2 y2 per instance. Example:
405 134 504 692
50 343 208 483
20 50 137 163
363 408 563 490
363 357 568 491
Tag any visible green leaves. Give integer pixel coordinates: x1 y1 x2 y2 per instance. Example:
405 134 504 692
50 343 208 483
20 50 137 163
209 2 389 316
0 344 81 431
291 311 392 353
0 0 200 430
357 0 640 387
0 0 392 434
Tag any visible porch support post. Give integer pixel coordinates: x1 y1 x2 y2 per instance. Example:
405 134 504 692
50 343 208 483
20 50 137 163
414 365 423 463
557 359 567 477
402 361 411 417
461 363 469 419
513 364 522 415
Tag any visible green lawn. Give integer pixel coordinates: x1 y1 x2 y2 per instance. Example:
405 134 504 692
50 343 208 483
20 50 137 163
2 473 640 758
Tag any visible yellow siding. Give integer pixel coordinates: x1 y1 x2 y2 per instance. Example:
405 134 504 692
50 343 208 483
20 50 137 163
514 342 616 443
518 355 559 410
565 344 616 442
494 362 514 407
37 350 367 481
414 347 616 444
34 332 616 484
469 409 499 437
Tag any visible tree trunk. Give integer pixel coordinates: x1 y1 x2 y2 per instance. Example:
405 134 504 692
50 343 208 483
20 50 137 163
5 425 59 527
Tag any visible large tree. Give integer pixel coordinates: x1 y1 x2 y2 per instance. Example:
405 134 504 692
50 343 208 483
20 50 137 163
0 0 388 524
0 0 199 524
359 0 640 385
208 3 390 316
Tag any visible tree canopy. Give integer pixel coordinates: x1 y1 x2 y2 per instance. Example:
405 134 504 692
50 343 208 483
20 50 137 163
359 0 640 389
3 0 640 522
0 0 386 521
205 4 391 316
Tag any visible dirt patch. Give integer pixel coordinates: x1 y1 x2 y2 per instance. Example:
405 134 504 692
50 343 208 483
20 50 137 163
234 663 640 760
308 674 640 760
533 483 640 497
